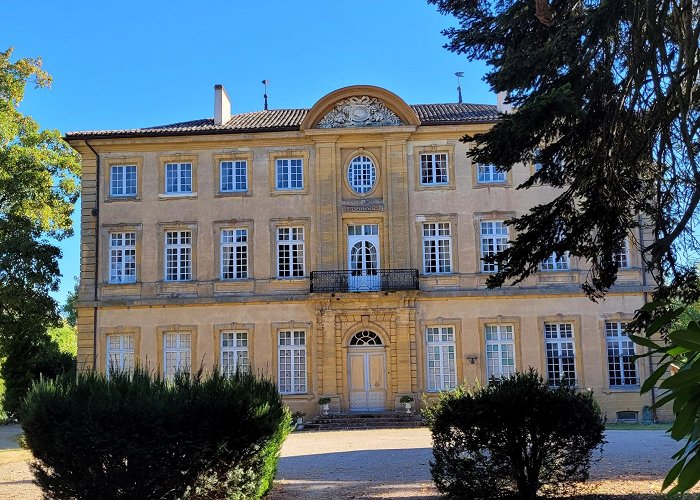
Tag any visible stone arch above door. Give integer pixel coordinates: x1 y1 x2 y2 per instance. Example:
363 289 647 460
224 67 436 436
349 330 383 346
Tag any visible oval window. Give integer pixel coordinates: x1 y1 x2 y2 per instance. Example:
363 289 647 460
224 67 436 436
347 155 376 194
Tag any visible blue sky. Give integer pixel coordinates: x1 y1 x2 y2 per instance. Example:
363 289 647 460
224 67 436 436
3 0 493 305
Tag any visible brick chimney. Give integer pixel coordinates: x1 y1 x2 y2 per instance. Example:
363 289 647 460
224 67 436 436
214 84 231 125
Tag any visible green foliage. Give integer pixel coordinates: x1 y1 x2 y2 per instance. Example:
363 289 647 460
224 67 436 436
631 301 700 494
318 396 331 405
21 367 290 500
48 323 77 357
399 395 414 403
0 47 80 418
61 278 78 328
425 369 605 499
428 1 700 302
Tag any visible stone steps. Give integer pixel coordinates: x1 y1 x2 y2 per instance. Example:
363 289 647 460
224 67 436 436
301 412 427 431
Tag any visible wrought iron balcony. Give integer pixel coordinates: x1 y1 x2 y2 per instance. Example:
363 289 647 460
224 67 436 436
310 269 419 293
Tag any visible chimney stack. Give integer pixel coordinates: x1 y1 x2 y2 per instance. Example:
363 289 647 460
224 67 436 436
214 84 231 125
496 91 513 114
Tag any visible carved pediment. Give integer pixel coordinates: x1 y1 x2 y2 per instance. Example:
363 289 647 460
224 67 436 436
317 96 404 128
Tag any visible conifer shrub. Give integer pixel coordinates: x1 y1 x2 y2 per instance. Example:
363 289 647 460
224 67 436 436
425 369 605 499
21 367 290 499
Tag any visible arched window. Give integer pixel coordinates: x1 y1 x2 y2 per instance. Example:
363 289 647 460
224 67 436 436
347 156 376 194
349 331 383 346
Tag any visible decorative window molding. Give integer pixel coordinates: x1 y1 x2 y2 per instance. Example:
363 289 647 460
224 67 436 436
271 219 310 279
104 156 142 202
99 326 141 378
540 252 570 271
479 316 521 383
543 322 576 385
213 322 254 375
109 232 137 284
479 220 509 273
221 228 249 280
158 154 198 199
268 150 310 195
157 222 197 283
615 239 630 269
213 152 253 197
414 145 455 191
277 329 307 394
347 155 378 195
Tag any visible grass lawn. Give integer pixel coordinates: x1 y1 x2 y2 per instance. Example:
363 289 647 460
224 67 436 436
605 422 672 431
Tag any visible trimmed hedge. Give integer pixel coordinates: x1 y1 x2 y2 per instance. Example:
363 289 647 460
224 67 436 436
425 369 605 499
21 367 290 499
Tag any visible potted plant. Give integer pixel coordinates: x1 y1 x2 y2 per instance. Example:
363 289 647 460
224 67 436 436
400 395 414 413
292 411 306 430
318 396 331 415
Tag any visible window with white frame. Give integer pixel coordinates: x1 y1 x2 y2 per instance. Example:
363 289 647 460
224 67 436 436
220 160 248 192
347 155 376 194
605 321 638 387
220 331 249 376
163 332 191 379
426 326 457 391
110 165 137 197
480 221 509 272
422 222 452 274
221 228 248 279
485 324 515 379
165 230 192 281
109 232 136 284
544 323 576 385
275 158 303 190
477 163 506 183
276 227 305 278
615 240 630 269
420 153 448 185
540 252 570 271
278 330 306 394
106 334 134 379
165 162 193 194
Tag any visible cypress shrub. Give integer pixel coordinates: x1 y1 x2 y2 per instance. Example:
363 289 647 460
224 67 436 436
425 369 605 499
21 367 290 499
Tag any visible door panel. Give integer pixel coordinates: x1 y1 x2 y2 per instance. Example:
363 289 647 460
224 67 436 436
348 349 386 411
349 353 368 410
347 226 381 291
367 352 386 411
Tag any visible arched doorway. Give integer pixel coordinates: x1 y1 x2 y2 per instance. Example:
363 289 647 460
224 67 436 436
348 331 386 411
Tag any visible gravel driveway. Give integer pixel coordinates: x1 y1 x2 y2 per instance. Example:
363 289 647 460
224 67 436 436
0 426 685 499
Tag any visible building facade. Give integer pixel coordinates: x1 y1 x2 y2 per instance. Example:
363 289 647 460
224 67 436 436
67 85 655 420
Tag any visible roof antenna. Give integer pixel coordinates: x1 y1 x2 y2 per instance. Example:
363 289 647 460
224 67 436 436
455 72 464 104
262 79 269 111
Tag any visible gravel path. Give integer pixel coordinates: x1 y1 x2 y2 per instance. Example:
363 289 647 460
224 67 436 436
0 425 685 499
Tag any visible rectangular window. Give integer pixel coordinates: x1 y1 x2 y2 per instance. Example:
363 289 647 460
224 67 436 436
606 321 638 387
426 326 457 391
110 165 137 197
165 162 193 194
485 324 515 379
163 332 191 379
540 252 570 271
615 240 630 269
109 232 137 284
106 334 134 379
275 158 303 190
480 221 509 273
165 230 192 281
420 153 448 185
221 229 248 279
220 332 249 376
278 330 306 394
477 164 506 183
422 222 452 274
544 323 576 385
220 160 248 192
276 227 305 278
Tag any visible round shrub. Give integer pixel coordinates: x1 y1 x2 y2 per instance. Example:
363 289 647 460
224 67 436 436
21 367 290 499
425 369 605 499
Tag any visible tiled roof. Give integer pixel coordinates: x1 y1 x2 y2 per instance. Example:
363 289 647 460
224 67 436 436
65 103 498 139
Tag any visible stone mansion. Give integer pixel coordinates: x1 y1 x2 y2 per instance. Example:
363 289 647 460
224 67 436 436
67 84 653 420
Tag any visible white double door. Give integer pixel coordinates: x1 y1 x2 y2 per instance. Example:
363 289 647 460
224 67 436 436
347 224 380 291
348 348 386 411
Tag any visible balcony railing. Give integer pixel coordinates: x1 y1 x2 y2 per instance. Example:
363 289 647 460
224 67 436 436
310 269 419 293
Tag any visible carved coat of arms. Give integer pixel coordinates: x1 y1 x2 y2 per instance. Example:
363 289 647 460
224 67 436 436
317 96 403 128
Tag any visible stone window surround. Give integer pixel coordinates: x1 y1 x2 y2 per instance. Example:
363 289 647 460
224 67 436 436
598 313 640 392
157 154 198 199
268 149 310 196
156 324 198 377
473 211 515 275
271 321 314 397
213 322 255 374
343 148 381 198
537 314 584 386
103 156 143 202
269 218 311 280
477 316 522 382
413 144 456 191
419 317 463 393
97 326 142 376
213 219 254 281
212 151 254 197
415 213 459 276
157 222 198 283
100 224 143 286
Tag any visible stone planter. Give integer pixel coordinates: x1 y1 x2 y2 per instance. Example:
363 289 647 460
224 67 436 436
403 402 412 414
321 403 329 415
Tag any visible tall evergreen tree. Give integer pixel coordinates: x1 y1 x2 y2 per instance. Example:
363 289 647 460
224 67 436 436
428 0 699 302
0 47 80 414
